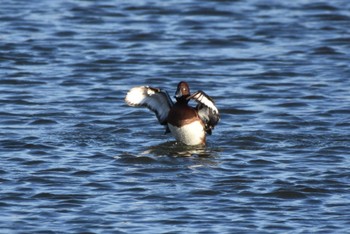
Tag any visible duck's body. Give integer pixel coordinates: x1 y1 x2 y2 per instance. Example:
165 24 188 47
167 102 206 145
125 81 219 146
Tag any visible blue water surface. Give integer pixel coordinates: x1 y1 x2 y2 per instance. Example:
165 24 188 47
1 0 350 233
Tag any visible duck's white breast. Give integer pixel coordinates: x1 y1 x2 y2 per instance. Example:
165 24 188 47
168 121 205 145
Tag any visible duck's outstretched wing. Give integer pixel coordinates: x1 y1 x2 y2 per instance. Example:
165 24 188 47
125 86 173 125
188 91 220 135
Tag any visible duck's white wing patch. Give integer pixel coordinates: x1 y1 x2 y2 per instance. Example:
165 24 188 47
188 91 220 134
188 91 219 114
125 86 173 125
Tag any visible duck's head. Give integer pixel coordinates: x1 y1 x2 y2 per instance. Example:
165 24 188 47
175 81 191 99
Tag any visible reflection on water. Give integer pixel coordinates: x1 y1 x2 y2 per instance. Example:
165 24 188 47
141 141 221 158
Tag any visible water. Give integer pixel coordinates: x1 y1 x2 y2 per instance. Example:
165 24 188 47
1 0 350 233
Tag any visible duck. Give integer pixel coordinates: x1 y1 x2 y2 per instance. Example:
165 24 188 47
125 81 220 145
